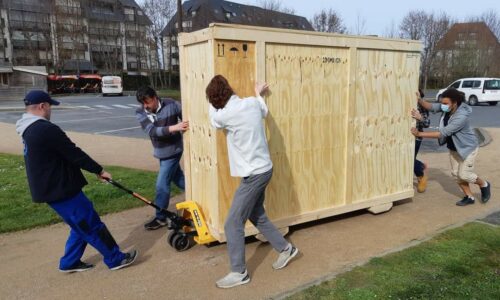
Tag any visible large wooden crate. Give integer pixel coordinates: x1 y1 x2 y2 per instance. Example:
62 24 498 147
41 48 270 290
178 23 422 242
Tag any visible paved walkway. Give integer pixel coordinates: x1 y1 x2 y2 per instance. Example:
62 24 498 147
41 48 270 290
0 122 499 300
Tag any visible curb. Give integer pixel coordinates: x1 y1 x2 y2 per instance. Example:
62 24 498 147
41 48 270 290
475 128 492 147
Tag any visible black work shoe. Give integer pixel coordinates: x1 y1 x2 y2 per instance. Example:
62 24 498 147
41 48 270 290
456 196 475 206
480 181 491 203
110 250 138 271
144 218 167 230
59 261 94 273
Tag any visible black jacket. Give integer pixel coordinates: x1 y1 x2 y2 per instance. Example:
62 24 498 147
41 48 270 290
21 120 102 203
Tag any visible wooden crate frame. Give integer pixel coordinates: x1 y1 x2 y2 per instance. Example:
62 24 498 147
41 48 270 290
179 23 422 242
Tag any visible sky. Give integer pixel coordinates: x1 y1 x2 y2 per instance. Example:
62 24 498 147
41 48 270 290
136 0 499 36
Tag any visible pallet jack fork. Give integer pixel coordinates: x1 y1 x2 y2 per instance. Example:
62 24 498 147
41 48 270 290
106 179 216 251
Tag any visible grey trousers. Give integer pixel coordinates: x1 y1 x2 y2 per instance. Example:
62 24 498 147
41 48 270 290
224 168 289 273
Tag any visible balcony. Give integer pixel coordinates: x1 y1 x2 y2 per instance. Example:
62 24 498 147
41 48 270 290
57 24 88 34
55 6 82 16
89 28 121 37
10 20 51 32
11 40 52 50
60 42 88 51
127 62 148 71
9 3 51 14
0 59 12 68
126 46 137 55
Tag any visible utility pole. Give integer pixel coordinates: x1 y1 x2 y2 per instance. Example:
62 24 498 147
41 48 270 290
177 0 183 33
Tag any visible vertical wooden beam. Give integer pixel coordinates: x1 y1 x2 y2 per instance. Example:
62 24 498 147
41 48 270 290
178 41 191 200
255 41 266 83
344 47 358 205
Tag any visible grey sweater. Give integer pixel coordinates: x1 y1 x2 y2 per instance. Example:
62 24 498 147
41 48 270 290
135 98 183 160
431 103 478 160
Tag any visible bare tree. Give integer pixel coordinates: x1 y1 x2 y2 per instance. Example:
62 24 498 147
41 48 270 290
257 0 295 15
383 19 398 38
399 10 453 88
399 10 427 40
141 0 175 88
352 12 367 35
468 10 500 40
421 12 453 89
311 8 346 33
54 0 88 74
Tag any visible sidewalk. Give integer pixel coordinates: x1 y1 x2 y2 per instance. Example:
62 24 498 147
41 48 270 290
0 122 499 300
0 122 157 171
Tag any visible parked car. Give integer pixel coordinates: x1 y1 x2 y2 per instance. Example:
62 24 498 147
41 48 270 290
436 77 500 106
101 76 123 96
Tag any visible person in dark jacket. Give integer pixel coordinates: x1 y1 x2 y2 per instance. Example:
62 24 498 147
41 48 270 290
15 90 137 273
135 86 189 230
411 89 431 192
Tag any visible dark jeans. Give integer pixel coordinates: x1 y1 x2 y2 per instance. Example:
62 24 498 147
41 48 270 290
414 139 425 177
155 153 185 220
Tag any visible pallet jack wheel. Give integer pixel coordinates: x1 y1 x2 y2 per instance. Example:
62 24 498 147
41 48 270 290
171 233 191 252
167 230 177 247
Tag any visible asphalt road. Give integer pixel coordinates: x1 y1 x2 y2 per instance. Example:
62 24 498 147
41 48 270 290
0 94 148 139
1 94 499 151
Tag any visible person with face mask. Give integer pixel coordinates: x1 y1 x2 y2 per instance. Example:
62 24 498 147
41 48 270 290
411 88 491 206
135 86 189 230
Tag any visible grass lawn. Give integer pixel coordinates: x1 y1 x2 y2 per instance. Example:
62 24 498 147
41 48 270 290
0 153 181 233
157 89 181 100
289 222 500 300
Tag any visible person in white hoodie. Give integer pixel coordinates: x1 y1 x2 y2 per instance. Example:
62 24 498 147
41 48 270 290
206 75 299 289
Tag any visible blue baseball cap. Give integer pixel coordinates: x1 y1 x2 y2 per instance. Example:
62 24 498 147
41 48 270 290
23 90 60 106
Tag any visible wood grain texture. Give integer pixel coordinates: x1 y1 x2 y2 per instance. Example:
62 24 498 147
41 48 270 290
213 40 256 229
178 25 421 242
349 50 419 203
180 41 219 229
264 44 350 220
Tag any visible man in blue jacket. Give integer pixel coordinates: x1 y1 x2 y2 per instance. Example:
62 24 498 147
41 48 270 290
15 90 137 273
135 86 189 230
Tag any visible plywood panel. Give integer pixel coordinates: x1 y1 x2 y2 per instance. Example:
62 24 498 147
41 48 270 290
179 24 421 242
180 41 219 230
265 44 350 220
213 40 256 229
349 50 419 203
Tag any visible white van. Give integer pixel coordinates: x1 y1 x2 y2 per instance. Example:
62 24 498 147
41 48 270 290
436 77 500 106
101 76 123 96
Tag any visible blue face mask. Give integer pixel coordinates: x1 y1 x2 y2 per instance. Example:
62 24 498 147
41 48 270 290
441 104 451 113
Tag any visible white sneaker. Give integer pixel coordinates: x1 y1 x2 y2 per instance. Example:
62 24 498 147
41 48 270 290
273 243 299 270
216 269 250 289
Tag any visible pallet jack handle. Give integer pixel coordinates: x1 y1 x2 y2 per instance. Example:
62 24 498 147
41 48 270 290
105 178 177 220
